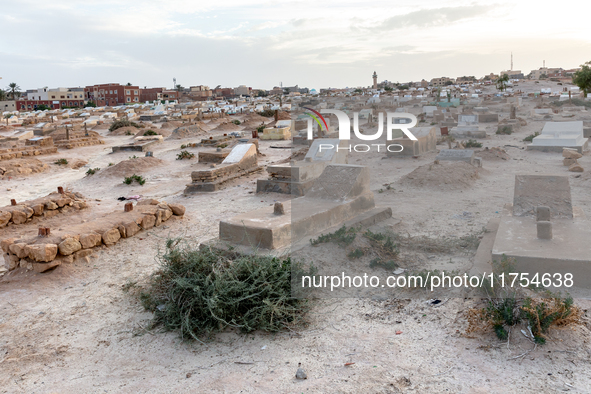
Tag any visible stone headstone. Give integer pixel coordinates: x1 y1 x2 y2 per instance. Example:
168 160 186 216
221 143 256 164
435 149 475 165
512 175 573 219
304 139 341 162
306 165 370 202
458 114 478 125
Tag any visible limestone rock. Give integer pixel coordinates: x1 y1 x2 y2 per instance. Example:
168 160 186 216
563 158 577 166
159 208 173 221
23 206 34 218
123 221 140 238
141 214 156 229
58 237 82 256
55 198 72 208
10 210 27 225
3 253 19 270
44 201 58 210
80 233 102 249
74 249 93 260
168 203 186 216
568 163 584 172
1 237 18 253
31 204 44 216
102 228 121 245
26 243 58 262
562 148 582 160
0 210 11 227
32 259 62 273
9 242 29 259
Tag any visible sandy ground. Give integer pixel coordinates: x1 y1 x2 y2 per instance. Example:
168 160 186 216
1 82 591 393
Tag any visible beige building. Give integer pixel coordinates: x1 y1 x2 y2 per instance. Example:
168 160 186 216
0 100 17 112
430 77 455 87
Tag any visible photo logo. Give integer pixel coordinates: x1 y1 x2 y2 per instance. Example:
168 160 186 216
304 109 418 141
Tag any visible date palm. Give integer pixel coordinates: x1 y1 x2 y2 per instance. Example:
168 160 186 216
7 83 20 99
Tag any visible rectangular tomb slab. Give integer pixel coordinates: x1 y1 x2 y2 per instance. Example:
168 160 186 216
512 175 573 219
222 164 387 249
435 149 474 165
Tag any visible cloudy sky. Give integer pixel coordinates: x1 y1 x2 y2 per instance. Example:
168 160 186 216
2 0 590 91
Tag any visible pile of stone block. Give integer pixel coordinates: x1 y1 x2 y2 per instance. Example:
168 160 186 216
221 164 392 250
185 143 262 192
257 139 348 196
562 148 584 172
1 189 87 227
1 199 186 273
0 137 58 161
52 129 105 150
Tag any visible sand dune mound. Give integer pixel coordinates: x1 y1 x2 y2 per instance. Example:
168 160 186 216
96 157 165 178
210 122 242 133
0 158 48 178
167 125 207 140
110 126 140 136
399 161 482 190
475 147 509 161
160 121 185 129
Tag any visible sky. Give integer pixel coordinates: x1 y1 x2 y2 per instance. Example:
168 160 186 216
1 0 591 91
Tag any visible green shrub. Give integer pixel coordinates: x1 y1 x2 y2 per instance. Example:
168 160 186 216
463 139 483 148
54 158 68 165
257 109 276 117
123 174 146 185
143 129 158 136
310 225 358 246
496 126 512 135
176 150 195 160
232 120 241 125
523 132 540 142
86 167 100 176
109 118 139 132
137 242 313 340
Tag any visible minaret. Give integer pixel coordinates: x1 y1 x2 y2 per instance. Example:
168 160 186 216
372 71 377 89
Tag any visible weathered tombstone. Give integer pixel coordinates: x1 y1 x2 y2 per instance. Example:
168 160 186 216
435 149 475 165
512 175 573 219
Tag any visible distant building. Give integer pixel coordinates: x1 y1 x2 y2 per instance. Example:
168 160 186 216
430 77 455 87
499 70 524 79
189 86 212 100
234 85 252 96
0 100 17 112
269 86 284 96
140 87 178 102
84 83 140 106
16 87 85 110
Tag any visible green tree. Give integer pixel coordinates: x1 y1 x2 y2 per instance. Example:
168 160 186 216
4 113 12 125
36 104 51 111
283 87 290 95
384 86 393 92
573 61 591 97
176 84 183 92
0 89 6 101
6 82 20 99
496 74 510 92
256 90 267 97
126 82 132 86
84 101 97 108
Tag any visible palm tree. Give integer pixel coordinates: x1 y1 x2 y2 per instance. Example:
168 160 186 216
4 113 12 125
7 83 20 99
496 74 510 92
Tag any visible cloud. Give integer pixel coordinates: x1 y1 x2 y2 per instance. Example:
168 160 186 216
362 4 496 32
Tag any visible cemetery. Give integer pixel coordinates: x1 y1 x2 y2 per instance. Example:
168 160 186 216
1 78 591 392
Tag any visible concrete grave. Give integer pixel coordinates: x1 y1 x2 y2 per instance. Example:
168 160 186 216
527 121 588 153
257 139 348 196
388 126 437 157
185 143 262 193
450 114 486 139
512 175 573 219
491 175 591 289
221 164 391 250
435 149 476 166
